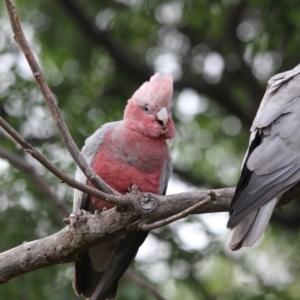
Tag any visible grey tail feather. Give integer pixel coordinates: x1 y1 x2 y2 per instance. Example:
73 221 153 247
229 198 277 251
73 251 104 298
90 231 148 300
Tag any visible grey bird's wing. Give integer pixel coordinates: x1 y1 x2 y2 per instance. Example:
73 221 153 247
227 64 300 250
91 156 173 300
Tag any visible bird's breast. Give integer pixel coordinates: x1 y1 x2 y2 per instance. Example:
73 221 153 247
88 129 169 210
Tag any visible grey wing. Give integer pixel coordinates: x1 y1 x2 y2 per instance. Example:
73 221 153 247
228 66 300 250
159 154 173 195
252 64 300 130
238 65 300 171
73 121 122 212
247 68 300 192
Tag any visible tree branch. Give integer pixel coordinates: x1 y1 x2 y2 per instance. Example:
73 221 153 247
4 0 122 202
0 187 232 283
140 192 214 231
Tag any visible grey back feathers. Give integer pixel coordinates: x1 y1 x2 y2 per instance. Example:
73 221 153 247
228 64 300 250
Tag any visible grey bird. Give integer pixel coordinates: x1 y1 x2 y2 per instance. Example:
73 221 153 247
227 64 300 250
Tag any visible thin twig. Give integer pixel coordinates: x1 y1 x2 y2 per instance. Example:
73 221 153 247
3 0 123 200
0 117 128 206
140 192 214 231
0 146 70 219
0 126 22 149
125 269 168 300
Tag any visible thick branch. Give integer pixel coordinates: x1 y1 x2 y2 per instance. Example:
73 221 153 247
0 188 232 283
4 0 121 201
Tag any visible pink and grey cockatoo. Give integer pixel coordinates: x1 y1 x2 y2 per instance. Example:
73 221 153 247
73 73 175 299
227 64 300 250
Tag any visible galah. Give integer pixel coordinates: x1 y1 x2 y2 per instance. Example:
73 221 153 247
227 64 300 250
72 73 175 300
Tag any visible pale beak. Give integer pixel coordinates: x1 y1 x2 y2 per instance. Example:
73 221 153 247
156 107 168 135
156 107 168 128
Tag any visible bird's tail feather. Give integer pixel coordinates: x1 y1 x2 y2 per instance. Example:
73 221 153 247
90 231 148 300
73 251 104 298
229 198 277 250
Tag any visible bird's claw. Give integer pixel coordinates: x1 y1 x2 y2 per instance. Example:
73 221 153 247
127 184 141 194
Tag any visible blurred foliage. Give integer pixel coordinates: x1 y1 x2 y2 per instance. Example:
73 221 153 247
1 0 300 299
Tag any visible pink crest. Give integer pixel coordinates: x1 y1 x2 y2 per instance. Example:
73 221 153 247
131 73 173 108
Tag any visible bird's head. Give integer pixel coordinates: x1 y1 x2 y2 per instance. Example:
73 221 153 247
124 73 175 139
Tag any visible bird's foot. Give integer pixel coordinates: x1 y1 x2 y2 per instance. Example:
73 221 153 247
127 184 141 194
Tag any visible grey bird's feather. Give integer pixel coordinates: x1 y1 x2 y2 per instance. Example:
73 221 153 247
228 64 300 250
73 121 172 299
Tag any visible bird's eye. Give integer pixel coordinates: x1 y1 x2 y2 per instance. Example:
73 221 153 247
144 105 152 114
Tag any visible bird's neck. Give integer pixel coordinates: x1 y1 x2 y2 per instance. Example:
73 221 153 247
122 121 166 141
110 124 168 161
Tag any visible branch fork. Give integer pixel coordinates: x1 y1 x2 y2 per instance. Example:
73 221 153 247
139 191 215 231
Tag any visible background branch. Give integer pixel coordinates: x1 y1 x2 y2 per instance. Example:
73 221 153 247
58 0 254 128
0 146 70 220
125 269 168 300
